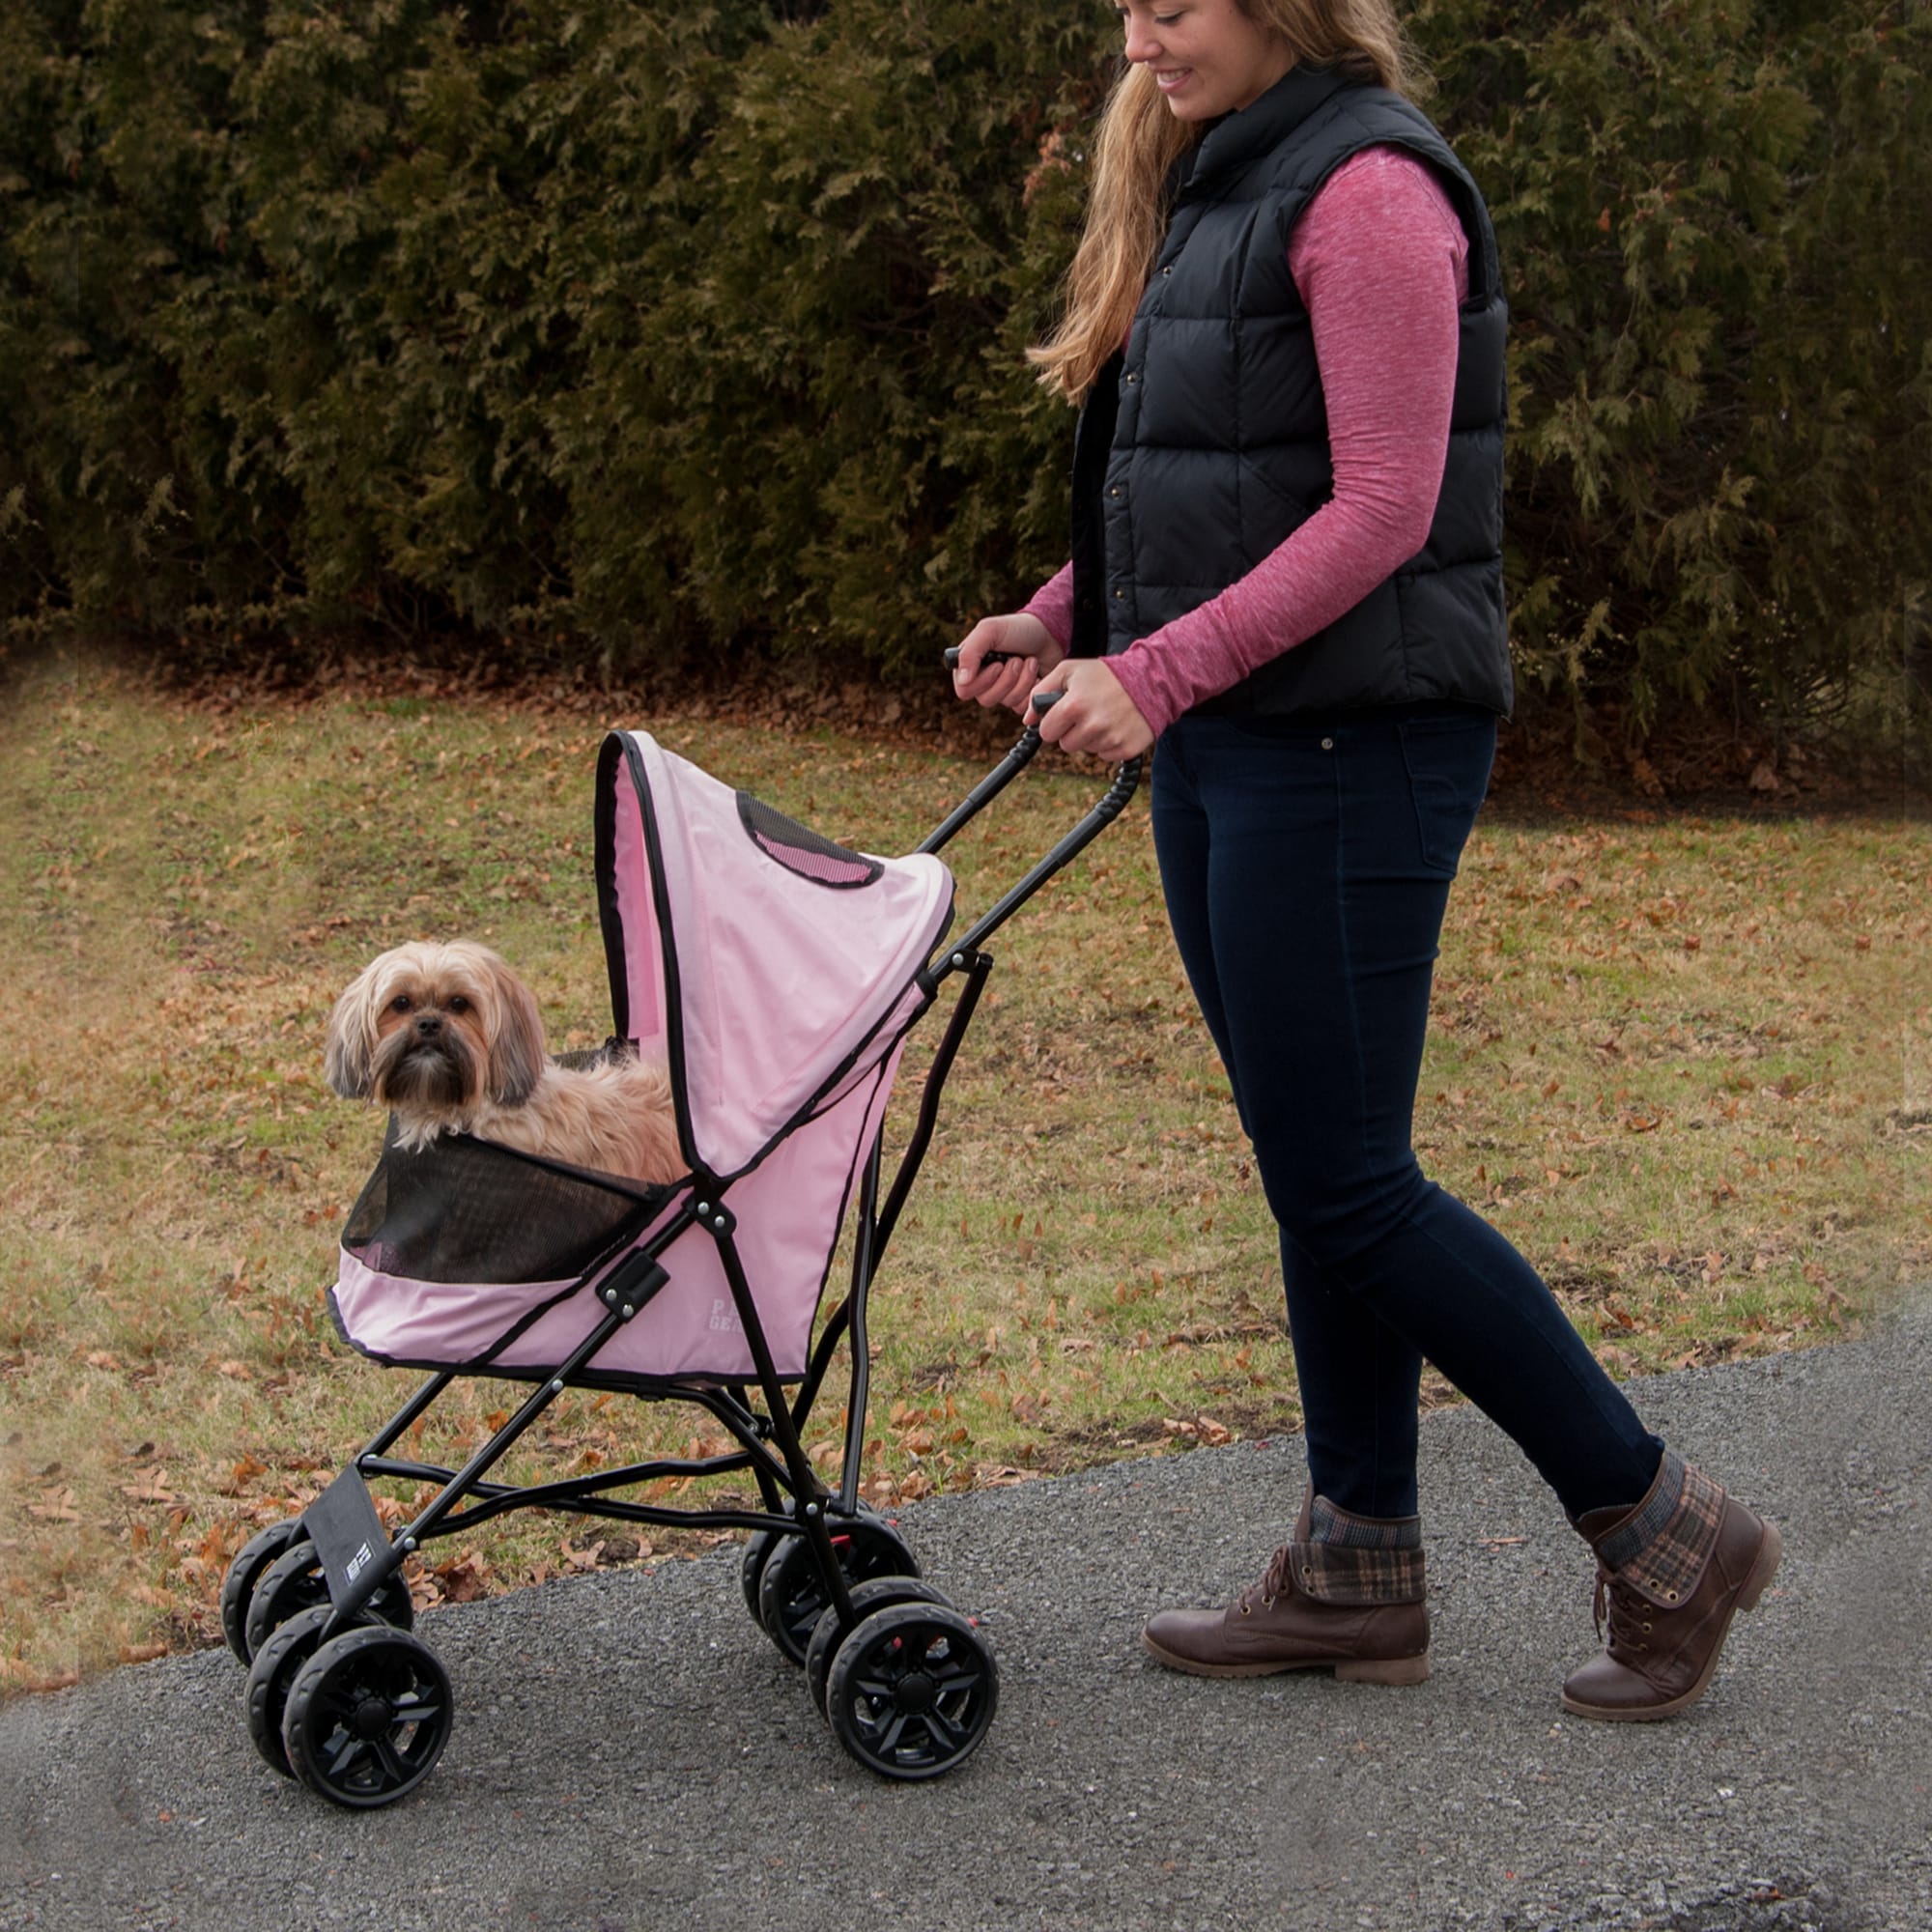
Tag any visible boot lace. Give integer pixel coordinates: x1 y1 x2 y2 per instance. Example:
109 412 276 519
1237 1545 1295 1615
1591 1565 1653 1656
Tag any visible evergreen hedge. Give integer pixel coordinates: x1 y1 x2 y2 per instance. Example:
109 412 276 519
3 0 1925 730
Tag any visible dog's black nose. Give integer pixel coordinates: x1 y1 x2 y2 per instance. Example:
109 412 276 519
414 1013 442 1037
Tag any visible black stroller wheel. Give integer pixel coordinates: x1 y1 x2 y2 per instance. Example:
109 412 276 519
756 1516 919 1665
825 1601 998 1781
739 1507 795 1624
282 1625 453 1810
244 1604 369 1776
243 1538 414 1660
805 1576 953 1719
742 1496 882 1624
220 1520 306 1665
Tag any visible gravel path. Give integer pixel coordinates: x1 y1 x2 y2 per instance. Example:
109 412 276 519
4 1293 1927 1932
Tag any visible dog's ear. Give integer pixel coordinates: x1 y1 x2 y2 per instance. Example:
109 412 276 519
485 958 548 1106
323 967 378 1098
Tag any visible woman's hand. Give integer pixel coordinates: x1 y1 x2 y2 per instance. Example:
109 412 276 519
1026 659 1155 763
951 612 1064 717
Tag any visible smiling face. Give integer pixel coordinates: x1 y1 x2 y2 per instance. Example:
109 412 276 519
1117 0 1294 122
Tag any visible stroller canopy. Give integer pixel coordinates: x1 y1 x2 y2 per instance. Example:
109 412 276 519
595 730 954 1180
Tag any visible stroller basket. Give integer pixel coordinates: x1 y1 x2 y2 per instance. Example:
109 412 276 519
222 716 1140 1803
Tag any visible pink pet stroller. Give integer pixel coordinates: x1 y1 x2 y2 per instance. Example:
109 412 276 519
218 701 1139 1806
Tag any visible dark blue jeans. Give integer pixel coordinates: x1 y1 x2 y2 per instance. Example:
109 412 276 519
1150 706 1663 1522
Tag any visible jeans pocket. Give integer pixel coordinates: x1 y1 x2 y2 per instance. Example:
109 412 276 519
1398 710 1495 879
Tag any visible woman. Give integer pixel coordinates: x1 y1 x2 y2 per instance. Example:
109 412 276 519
952 0 1780 1719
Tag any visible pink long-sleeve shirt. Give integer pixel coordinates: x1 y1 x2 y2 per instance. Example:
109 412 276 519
1025 146 1472 735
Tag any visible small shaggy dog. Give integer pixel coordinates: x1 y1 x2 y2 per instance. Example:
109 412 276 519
324 940 683 1185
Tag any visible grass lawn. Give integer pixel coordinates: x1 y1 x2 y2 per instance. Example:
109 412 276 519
3 648 1927 1690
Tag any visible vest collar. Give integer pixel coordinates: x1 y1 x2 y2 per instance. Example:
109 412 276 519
1178 65 1357 201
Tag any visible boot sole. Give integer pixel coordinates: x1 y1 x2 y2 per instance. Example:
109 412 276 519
1561 1518 1783 1723
1140 1631 1431 1685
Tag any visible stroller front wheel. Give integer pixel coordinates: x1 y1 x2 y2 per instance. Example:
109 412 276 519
220 1519 306 1665
243 1538 414 1661
244 1603 369 1776
282 1625 454 1810
825 1601 998 1781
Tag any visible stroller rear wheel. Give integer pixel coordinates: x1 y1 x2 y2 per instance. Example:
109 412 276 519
805 1575 953 1719
282 1625 453 1810
242 1538 414 1661
825 1601 998 1781
220 1520 306 1665
739 1495 880 1626
738 1503 797 1622
756 1515 919 1665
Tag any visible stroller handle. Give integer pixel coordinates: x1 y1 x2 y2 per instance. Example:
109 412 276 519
939 644 1063 721
921 653 1143 973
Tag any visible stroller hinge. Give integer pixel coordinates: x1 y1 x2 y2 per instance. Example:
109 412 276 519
692 1194 737 1238
918 942 989 996
597 1249 670 1321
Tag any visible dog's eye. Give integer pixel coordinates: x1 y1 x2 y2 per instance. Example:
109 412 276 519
447 995 469 1013
389 994 412 1013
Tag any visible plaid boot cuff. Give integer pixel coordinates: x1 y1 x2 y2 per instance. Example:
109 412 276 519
1599 1452 1725 1608
1291 1495 1426 1605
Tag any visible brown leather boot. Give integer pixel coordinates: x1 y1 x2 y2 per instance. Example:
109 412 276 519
1562 1451 1782 1722
1141 1494 1430 1685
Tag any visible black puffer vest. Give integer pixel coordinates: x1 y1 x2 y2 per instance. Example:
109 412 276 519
1067 67 1512 718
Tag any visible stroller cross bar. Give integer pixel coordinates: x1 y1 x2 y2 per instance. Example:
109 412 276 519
925 733 1143 980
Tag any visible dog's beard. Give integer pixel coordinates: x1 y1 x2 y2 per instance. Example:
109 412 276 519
372 1028 477 1116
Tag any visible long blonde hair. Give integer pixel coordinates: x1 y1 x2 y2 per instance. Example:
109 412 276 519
1030 0 1416 403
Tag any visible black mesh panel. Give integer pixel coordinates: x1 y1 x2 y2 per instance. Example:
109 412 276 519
736 793 882 889
341 1129 666 1286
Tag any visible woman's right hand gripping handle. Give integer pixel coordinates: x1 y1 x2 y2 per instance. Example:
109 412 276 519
949 612 1065 718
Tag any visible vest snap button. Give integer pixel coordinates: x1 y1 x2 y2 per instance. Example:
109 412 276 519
1321 737 1335 751
1124 371 1138 384
1113 588 1125 600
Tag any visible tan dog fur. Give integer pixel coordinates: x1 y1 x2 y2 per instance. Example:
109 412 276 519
324 940 682 1185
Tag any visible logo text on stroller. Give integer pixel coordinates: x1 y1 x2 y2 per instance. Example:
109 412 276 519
346 1542 374 1585
708 1298 741 1335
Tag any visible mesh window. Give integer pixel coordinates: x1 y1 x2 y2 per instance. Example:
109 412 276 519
341 1129 665 1286
737 793 882 889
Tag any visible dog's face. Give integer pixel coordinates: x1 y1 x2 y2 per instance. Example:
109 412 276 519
324 941 547 1120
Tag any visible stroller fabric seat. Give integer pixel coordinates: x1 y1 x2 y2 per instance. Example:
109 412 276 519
329 731 956 1384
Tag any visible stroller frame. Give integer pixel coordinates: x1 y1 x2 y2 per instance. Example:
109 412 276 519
222 709 1141 1803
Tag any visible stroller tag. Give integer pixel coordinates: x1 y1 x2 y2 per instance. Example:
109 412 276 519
305 1466 394 1612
